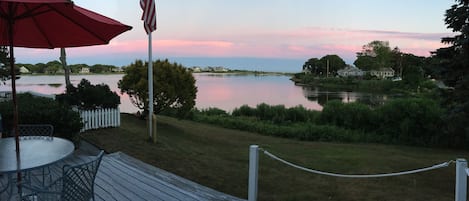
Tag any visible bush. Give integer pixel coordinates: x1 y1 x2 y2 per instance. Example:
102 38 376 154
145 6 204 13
188 100 448 148
232 103 319 124
0 93 82 142
199 107 228 116
375 98 444 146
319 100 374 131
56 79 120 109
232 105 256 117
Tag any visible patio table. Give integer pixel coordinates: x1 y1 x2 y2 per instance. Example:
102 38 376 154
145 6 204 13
0 136 74 200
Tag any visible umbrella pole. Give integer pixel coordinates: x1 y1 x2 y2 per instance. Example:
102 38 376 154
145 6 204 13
7 5 22 191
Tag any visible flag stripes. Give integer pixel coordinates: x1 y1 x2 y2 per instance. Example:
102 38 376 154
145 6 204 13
140 0 157 34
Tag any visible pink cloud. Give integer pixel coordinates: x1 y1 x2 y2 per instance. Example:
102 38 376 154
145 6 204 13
16 27 451 64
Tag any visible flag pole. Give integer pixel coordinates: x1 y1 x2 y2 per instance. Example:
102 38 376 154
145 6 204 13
148 32 154 140
141 0 157 141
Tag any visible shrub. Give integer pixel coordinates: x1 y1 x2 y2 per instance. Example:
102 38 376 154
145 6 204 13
232 105 256 117
192 113 371 143
374 98 444 146
56 79 120 109
0 93 82 142
285 105 311 123
199 107 228 116
319 100 374 131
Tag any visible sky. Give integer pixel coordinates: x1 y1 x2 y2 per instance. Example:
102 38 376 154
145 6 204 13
14 0 455 72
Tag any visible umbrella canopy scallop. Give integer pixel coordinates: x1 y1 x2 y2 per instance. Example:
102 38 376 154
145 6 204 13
0 0 132 48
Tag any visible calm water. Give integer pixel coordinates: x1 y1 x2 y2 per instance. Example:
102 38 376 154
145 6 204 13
0 74 387 113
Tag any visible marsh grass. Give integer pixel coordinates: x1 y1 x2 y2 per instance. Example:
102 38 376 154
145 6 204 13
82 114 469 201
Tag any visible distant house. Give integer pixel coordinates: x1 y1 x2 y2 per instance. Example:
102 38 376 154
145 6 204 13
213 66 229 72
191 67 202 72
80 67 90 74
19 66 30 74
369 68 395 79
337 66 364 77
111 67 124 73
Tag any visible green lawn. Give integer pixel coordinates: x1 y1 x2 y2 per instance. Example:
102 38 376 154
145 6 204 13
82 114 469 201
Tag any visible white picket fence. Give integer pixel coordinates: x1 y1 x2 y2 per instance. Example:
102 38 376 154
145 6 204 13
78 108 120 132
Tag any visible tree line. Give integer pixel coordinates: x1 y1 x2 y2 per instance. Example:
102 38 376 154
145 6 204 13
0 58 122 75
18 60 122 74
302 40 425 79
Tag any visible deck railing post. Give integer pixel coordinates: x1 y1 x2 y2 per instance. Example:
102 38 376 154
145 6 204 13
248 145 259 201
455 158 467 201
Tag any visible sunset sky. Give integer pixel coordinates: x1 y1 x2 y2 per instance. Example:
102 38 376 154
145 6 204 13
14 0 455 72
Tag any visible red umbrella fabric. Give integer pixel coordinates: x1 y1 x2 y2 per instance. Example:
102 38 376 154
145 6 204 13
0 0 132 184
0 0 132 48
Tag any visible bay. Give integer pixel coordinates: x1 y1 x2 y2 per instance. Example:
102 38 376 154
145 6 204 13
0 74 386 113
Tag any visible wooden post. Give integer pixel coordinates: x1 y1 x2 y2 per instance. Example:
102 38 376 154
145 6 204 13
455 158 467 201
248 145 259 201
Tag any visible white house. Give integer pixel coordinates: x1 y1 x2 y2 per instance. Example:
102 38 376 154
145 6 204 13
191 67 202 72
80 67 90 74
337 66 364 77
19 66 30 74
369 68 395 79
213 66 229 72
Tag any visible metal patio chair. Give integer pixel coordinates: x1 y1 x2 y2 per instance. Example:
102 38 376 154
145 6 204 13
21 150 105 201
0 173 11 199
16 124 55 187
17 124 54 138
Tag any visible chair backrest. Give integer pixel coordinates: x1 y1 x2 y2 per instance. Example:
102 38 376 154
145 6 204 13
61 151 104 201
18 124 54 137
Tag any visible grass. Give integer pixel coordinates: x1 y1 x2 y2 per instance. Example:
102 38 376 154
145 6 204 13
82 114 469 201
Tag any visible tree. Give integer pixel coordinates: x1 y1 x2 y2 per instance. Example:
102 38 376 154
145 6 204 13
45 60 62 74
354 40 393 70
60 48 71 86
69 64 89 73
91 64 117 73
34 63 47 73
303 58 321 75
56 79 120 109
432 0 469 148
434 0 469 94
0 46 11 84
302 55 346 76
319 55 346 76
402 65 424 87
118 59 197 117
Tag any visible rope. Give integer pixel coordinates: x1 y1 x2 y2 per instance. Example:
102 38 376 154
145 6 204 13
263 150 452 178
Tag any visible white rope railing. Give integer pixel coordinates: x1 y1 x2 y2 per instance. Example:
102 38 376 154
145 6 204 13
248 145 466 201
262 149 453 178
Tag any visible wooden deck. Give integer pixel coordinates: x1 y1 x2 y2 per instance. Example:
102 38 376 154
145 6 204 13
1 150 245 201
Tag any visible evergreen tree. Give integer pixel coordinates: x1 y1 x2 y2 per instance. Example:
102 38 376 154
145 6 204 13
433 0 469 148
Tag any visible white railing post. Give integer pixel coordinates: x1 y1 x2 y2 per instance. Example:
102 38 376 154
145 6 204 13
455 158 467 201
248 145 259 201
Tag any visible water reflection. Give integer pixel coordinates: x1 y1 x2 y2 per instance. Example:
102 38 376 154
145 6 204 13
0 74 394 114
194 73 323 112
48 83 63 88
301 86 390 107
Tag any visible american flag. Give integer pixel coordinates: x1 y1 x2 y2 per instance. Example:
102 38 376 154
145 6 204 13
140 0 157 34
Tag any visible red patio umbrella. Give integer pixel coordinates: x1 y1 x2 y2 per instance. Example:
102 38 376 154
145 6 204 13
0 0 132 182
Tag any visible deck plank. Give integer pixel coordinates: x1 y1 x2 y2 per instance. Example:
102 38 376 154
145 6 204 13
0 151 246 201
